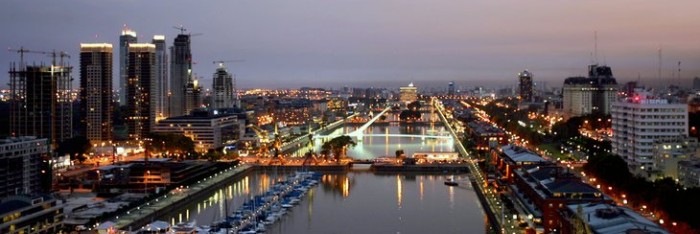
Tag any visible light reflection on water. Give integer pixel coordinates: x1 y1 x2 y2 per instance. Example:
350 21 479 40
292 124 455 159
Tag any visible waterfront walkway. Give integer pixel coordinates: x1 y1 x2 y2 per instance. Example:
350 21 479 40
113 164 253 230
433 98 521 234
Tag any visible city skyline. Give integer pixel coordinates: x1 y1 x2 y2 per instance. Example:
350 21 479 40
2 1 700 90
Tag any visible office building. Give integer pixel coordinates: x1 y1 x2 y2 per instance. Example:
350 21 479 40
212 64 234 109
153 35 169 122
611 90 689 177
9 63 72 147
79 43 113 143
0 137 48 198
0 195 64 234
185 78 202 115
169 33 192 117
119 27 137 106
518 70 533 102
127 43 156 140
653 137 699 180
562 64 618 117
399 82 418 104
153 110 240 152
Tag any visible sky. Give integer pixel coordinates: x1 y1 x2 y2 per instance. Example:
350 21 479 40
2 0 700 90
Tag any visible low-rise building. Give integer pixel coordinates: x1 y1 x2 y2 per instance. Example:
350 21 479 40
678 159 700 188
153 109 241 152
0 195 64 234
466 121 508 151
510 164 611 233
559 203 668 234
491 144 549 183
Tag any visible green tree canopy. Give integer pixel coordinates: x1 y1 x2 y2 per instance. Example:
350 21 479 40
321 135 357 161
56 136 92 164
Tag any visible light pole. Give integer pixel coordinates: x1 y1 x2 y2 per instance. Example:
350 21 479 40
145 170 151 194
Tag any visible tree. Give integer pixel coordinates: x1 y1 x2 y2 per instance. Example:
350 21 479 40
395 149 405 159
56 136 92 164
204 150 223 161
321 135 357 161
399 110 421 121
146 133 196 158
407 101 422 111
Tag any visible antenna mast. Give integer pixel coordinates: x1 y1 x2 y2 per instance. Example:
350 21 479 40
594 31 598 64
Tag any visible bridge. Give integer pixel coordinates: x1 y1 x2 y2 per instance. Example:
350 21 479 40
314 106 453 141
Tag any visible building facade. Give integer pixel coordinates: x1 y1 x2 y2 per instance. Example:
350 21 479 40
562 65 618 117
0 195 64 234
518 70 533 102
399 82 418 104
9 64 72 147
184 79 202 115
152 35 169 121
169 33 192 117
153 110 239 152
127 44 156 140
212 65 234 109
611 90 689 177
0 137 48 198
678 159 700 188
119 27 137 106
80 43 113 143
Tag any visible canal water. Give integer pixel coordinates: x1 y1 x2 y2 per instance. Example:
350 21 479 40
159 122 488 233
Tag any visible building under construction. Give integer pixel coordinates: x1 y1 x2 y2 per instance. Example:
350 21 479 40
9 58 73 147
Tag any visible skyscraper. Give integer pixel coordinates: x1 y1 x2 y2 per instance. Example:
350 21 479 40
399 82 418 104
212 64 234 109
119 27 137 106
80 43 113 143
518 70 533 102
185 78 202 114
448 81 455 95
9 62 72 147
152 35 169 121
169 33 192 117
127 44 156 140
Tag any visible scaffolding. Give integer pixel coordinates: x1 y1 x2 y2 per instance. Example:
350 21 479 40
8 49 73 148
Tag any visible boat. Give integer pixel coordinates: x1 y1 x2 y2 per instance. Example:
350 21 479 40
444 176 459 186
168 221 196 234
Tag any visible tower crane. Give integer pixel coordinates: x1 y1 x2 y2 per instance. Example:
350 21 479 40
7 47 71 67
173 25 203 37
212 59 245 68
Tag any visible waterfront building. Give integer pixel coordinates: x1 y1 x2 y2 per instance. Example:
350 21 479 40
518 70 533 102
153 110 240 152
465 121 508 151
0 137 48 198
127 43 156 140
169 33 192 117
678 158 700 188
490 144 549 183
562 64 618 117
119 27 137 106
152 35 169 121
80 43 113 143
9 63 72 147
560 203 669 234
212 64 234 109
611 90 688 178
399 82 418 104
0 195 64 234
96 159 221 194
510 164 611 233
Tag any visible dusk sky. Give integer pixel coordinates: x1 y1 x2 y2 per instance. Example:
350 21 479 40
2 0 700 89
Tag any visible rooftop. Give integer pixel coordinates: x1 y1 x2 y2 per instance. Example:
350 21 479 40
567 203 668 234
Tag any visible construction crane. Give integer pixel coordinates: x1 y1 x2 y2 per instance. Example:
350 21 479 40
7 47 71 67
212 59 245 68
173 25 203 37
